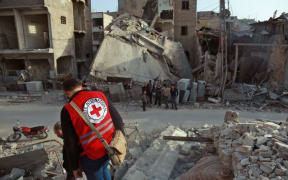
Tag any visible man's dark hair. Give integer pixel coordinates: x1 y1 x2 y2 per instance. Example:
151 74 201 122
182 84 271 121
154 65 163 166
63 78 82 91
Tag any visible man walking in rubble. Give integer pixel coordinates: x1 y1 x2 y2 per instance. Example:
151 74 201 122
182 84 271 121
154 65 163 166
170 84 178 110
163 84 170 109
147 80 153 105
60 78 124 180
154 83 162 107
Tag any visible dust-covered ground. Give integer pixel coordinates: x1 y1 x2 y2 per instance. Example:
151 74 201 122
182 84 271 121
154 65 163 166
0 99 286 138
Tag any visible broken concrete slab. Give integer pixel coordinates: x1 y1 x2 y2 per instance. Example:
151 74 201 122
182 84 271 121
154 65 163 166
122 126 187 180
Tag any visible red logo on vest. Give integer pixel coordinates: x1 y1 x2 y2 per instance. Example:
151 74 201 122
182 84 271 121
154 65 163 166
83 98 108 124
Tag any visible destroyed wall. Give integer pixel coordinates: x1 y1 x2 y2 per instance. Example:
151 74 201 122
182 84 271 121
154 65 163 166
118 0 148 18
73 0 93 77
174 0 201 68
197 11 221 30
235 19 288 87
155 0 174 39
92 12 113 56
269 45 288 89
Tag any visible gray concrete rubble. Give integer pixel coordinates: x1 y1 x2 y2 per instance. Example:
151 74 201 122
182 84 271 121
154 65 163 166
122 126 187 180
0 139 64 179
193 110 288 180
89 14 192 83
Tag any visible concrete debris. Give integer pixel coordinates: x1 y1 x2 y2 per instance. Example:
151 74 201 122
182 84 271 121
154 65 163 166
90 14 192 83
191 110 288 180
0 139 63 179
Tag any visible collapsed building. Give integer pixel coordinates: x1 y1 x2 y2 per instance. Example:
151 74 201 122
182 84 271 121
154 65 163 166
0 0 92 91
89 14 193 84
192 11 288 105
118 0 201 68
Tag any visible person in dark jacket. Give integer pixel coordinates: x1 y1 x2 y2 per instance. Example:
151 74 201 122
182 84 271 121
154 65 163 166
154 84 162 107
60 79 125 180
142 82 148 95
170 84 178 110
147 80 153 104
142 90 148 111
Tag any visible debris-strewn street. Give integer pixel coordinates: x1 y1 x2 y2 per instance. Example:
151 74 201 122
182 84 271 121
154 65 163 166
0 0 288 179
0 97 287 179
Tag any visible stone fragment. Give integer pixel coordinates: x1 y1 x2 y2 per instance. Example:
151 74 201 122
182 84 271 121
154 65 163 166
270 177 283 180
259 151 273 158
248 164 261 177
274 141 288 159
260 162 276 174
275 165 287 176
249 156 258 163
240 158 250 166
234 146 252 155
259 175 270 180
263 122 281 130
256 136 268 146
259 145 271 152
240 133 255 146
267 140 274 147
236 123 258 133
259 156 271 162
283 160 288 168
224 110 239 124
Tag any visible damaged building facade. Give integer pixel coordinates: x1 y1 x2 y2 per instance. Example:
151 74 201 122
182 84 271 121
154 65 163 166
118 0 200 68
92 12 113 56
0 0 92 90
233 13 288 89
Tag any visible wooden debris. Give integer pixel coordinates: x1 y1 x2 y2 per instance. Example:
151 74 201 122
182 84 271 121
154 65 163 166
163 136 213 143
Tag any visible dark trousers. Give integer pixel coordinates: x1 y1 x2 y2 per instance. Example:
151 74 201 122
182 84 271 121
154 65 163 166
80 155 111 180
163 96 169 109
143 101 146 111
148 94 152 104
171 97 177 110
155 96 161 106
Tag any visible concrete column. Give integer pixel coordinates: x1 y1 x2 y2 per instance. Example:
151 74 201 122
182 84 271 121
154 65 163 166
13 9 25 49
47 14 53 48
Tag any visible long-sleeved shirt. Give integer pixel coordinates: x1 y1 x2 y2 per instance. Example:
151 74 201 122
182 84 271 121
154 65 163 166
61 90 125 171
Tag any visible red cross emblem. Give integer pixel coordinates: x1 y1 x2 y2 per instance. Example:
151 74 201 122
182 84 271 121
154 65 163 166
89 104 102 117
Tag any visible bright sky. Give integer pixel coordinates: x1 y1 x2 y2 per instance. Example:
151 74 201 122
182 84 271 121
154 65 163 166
91 0 288 21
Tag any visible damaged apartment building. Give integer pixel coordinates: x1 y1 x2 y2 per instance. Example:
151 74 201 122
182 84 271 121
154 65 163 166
91 12 113 56
118 0 201 68
0 0 92 91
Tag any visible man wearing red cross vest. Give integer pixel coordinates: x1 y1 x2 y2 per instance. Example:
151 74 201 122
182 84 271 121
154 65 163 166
60 79 124 180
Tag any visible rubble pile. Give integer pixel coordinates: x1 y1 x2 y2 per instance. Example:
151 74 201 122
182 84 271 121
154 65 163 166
196 111 288 180
114 125 206 180
89 14 192 83
0 139 64 179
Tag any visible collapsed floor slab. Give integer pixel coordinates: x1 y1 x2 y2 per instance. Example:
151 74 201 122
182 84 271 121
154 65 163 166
121 126 186 180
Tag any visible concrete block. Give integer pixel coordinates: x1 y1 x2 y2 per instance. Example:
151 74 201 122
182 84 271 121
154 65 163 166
263 122 280 130
147 147 178 180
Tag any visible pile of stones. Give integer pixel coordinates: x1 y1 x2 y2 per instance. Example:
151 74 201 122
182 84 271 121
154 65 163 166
198 111 288 180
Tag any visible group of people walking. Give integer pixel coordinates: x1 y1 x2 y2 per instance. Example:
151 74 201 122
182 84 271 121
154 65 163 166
141 80 178 111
